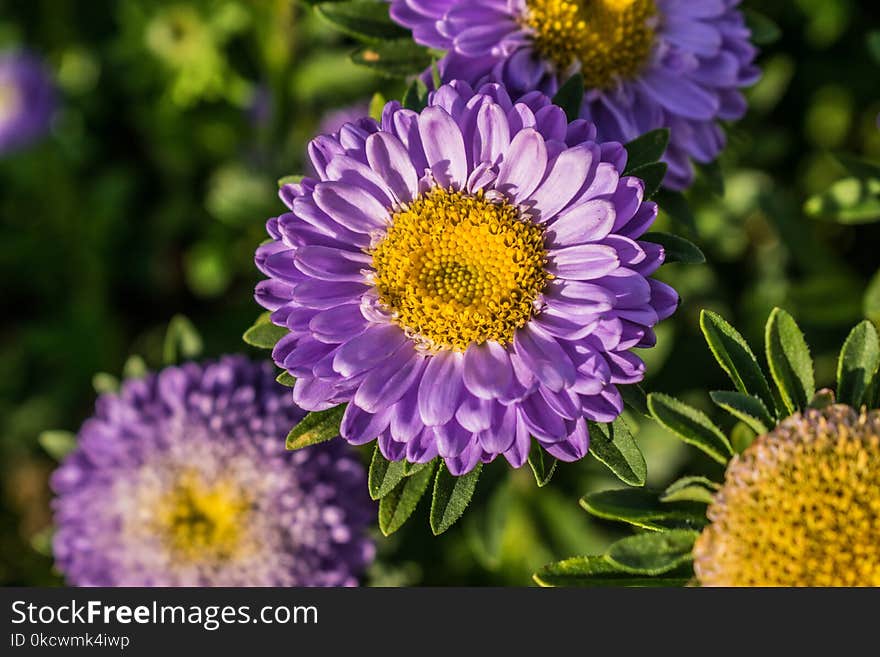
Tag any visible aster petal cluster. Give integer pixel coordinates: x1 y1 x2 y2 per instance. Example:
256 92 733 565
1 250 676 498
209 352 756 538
0 50 54 154
389 0 760 190
52 356 375 587
255 81 678 476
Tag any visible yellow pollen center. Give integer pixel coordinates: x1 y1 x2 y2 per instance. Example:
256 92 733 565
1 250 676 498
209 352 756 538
523 0 658 89
693 405 880 587
155 471 252 565
371 187 549 351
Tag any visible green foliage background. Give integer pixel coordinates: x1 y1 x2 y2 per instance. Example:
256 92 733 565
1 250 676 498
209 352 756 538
0 0 878 586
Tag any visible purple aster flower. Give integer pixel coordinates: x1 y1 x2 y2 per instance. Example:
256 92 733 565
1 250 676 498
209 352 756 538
51 356 375 586
255 82 678 476
0 50 55 155
388 0 760 190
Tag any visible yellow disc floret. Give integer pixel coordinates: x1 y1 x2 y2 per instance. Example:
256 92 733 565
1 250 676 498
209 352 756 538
523 0 657 89
371 187 548 352
694 405 880 587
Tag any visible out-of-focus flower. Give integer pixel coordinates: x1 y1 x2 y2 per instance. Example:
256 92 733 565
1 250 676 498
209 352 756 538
52 356 375 586
694 405 880 587
388 0 760 190
0 50 55 154
255 81 678 475
318 102 371 137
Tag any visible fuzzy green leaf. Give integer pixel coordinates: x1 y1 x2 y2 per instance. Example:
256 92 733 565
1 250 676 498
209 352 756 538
605 529 699 575
275 371 296 387
765 307 815 414
552 73 584 123
278 175 304 188
351 40 433 78
837 320 880 407
661 476 719 505
315 1 410 42
700 310 777 415
648 393 734 464
580 489 707 531
628 161 667 199
368 446 407 500
243 312 288 350
620 384 650 417
588 418 647 487
534 555 692 587
624 129 670 174
730 422 757 454
641 232 705 264
430 462 482 535
39 430 77 461
379 462 435 536
285 405 345 450
527 446 558 487
709 390 773 435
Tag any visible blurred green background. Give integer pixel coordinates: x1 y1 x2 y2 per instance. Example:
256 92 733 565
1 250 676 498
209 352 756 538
1 0 879 586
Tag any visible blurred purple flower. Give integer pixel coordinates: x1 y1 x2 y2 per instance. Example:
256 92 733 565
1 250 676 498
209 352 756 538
255 81 678 475
52 356 375 586
388 0 760 190
318 102 371 136
0 50 55 154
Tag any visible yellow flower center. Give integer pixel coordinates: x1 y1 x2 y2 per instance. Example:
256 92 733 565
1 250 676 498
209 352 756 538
694 405 880 587
154 470 253 565
371 187 548 351
523 0 658 89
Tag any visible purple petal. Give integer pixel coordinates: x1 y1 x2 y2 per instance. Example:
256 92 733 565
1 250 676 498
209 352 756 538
548 244 619 280
418 351 465 426
365 132 419 203
462 341 513 400
333 324 408 377
496 128 547 201
418 106 468 188
314 182 389 234
513 324 576 392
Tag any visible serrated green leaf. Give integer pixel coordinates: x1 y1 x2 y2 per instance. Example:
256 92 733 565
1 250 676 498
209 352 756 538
648 393 734 464
765 307 815 414
278 174 304 188
527 446 557 487
39 431 77 461
654 189 696 232
403 459 431 476
430 462 482 535
163 314 203 365
533 555 692 587
315 1 410 42
709 390 773 435
661 476 719 505
92 372 119 394
641 232 705 264
605 529 698 575
624 129 670 174
368 446 408 500
700 310 777 415
243 312 288 350
580 489 707 531
379 462 435 536
837 320 880 407
285 405 345 450
620 384 650 417
351 40 433 78
744 9 781 45
552 73 584 123
275 371 296 387
368 92 386 121
730 421 757 454
628 161 667 199
588 418 647 487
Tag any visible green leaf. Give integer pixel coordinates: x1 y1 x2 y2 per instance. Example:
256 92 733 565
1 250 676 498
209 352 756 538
379 462 435 536
744 9 781 45
163 314 203 365
527 446 557 487
552 73 584 123
620 384 650 417
624 129 670 174
243 312 288 350
368 446 408 500
836 320 880 407
402 78 429 111
588 418 647 487
533 555 692 587
315 1 410 42
430 462 482 535
403 459 431 476
278 174 304 188
122 354 147 380
648 393 734 464
285 405 345 450
430 59 442 90
805 177 880 225
700 310 777 415
641 232 705 264
764 307 815 414
709 391 773 435
864 268 880 325
92 372 119 394
275 371 296 387
654 189 696 232
351 40 433 78
697 159 725 196
661 476 719 505
605 529 699 575
39 430 77 461
368 92 386 121
580 489 707 531
730 422 757 454
30 526 54 557
628 161 667 199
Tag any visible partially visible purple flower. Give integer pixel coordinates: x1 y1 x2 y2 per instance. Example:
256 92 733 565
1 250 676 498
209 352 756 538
52 356 375 587
255 81 678 476
318 102 371 137
0 50 55 154
388 0 760 190
247 84 272 127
